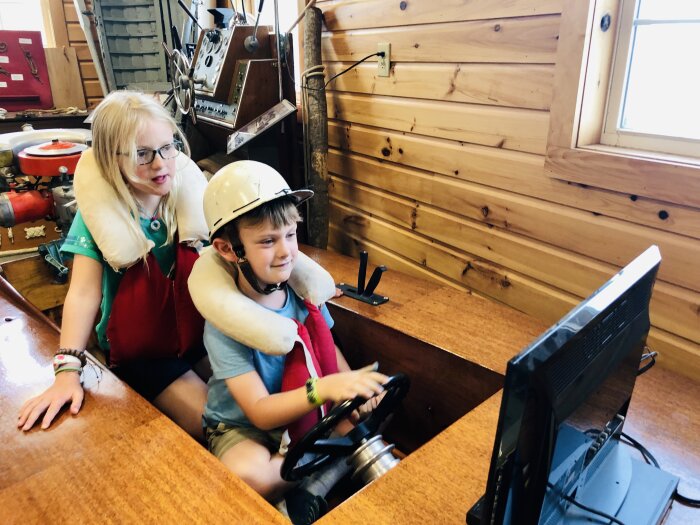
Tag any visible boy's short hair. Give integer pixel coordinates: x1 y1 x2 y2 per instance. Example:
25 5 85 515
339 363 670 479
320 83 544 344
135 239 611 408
216 196 302 248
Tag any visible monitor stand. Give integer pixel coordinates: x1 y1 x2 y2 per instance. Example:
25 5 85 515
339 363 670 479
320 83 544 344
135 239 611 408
466 440 679 525
564 440 678 525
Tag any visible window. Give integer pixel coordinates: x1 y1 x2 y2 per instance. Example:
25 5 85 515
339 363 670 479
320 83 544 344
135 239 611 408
256 0 302 87
544 0 700 208
601 0 700 158
0 0 46 42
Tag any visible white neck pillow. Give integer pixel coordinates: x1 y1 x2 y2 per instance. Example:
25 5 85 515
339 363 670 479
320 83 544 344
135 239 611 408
73 148 208 270
188 247 336 356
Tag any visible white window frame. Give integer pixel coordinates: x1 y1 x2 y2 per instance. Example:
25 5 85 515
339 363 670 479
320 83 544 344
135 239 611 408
600 0 700 159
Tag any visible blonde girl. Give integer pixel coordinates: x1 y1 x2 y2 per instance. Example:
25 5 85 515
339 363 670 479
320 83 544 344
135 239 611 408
18 91 210 439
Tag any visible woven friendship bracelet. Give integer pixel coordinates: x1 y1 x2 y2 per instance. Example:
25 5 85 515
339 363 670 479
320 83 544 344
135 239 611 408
55 348 87 367
54 366 82 377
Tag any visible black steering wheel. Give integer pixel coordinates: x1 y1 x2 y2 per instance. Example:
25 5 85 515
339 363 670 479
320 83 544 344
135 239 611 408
281 373 410 482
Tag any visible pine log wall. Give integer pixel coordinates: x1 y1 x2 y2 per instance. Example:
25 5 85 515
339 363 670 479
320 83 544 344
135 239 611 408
314 0 700 381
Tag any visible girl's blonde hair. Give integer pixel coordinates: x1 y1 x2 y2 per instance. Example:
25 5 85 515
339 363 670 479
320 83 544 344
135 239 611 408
90 90 190 247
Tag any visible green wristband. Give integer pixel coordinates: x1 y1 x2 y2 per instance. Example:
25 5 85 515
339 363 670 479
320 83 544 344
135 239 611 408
305 377 323 406
55 366 82 377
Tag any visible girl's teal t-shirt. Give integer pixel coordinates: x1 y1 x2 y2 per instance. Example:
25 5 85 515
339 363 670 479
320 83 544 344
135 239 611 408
60 210 174 350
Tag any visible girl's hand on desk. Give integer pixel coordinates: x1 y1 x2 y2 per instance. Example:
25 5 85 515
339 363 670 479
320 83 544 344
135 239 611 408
317 363 388 404
17 372 84 431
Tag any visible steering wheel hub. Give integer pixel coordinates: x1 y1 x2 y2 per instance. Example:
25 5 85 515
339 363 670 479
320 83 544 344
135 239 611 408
349 435 400 485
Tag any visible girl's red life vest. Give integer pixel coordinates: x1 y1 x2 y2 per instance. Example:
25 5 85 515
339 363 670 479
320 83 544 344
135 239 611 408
282 300 339 445
106 242 204 366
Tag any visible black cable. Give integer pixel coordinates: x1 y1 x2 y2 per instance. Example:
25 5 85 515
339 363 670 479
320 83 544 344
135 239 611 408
637 350 657 376
282 28 385 95
547 482 626 525
284 38 301 88
620 432 700 508
296 51 383 94
674 490 700 508
560 494 627 525
322 52 382 89
619 432 659 467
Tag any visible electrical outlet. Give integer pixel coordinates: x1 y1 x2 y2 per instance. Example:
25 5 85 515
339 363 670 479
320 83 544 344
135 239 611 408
377 42 391 77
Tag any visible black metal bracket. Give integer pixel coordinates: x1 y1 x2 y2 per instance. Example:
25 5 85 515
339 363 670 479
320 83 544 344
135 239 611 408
337 250 389 306
38 239 69 284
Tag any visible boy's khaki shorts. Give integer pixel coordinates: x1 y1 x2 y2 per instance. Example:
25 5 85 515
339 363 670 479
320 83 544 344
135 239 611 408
205 421 285 459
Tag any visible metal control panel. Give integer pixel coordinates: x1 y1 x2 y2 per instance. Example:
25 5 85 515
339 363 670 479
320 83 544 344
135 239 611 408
194 59 279 130
193 98 238 126
192 25 271 103
192 28 228 95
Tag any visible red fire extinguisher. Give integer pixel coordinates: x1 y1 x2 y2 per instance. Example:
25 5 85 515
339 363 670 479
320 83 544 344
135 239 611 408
0 190 55 227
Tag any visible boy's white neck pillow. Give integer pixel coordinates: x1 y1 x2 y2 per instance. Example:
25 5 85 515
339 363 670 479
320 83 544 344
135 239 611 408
188 247 336 356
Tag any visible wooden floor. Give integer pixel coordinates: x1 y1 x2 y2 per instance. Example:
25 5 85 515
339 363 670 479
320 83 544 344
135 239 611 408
1 247 698 524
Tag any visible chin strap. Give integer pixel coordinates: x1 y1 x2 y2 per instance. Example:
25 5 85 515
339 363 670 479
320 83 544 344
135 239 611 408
235 247 288 295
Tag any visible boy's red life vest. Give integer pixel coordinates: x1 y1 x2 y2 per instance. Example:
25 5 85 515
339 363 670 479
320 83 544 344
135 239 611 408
281 300 339 445
106 242 204 366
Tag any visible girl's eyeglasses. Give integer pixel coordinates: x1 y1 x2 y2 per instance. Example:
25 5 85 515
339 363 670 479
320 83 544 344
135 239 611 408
135 141 181 165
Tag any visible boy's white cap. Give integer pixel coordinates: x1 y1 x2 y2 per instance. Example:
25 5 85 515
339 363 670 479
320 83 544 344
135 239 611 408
204 160 313 239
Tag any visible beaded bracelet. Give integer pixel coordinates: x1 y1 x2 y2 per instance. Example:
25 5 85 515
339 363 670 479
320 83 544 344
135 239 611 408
55 348 87 367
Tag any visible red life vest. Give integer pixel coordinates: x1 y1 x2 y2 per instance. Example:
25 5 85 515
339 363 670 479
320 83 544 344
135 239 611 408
281 300 339 446
106 242 204 366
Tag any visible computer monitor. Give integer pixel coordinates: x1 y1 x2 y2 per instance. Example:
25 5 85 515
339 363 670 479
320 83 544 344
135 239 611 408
467 245 679 525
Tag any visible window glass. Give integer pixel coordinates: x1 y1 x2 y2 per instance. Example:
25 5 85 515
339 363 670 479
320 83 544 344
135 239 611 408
0 0 45 36
622 23 700 140
638 0 700 20
257 1 301 90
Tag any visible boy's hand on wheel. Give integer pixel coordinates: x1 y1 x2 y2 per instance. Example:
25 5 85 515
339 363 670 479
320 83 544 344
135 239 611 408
317 363 388 404
350 390 386 423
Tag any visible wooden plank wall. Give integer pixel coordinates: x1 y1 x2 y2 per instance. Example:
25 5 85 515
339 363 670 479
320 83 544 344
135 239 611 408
315 0 700 380
48 0 103 108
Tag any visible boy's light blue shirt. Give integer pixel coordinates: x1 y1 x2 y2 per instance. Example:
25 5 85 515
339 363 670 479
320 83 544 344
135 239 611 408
204 289 334 428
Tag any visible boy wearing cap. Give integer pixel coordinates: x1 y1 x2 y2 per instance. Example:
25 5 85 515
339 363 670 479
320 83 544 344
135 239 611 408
188 160 387 524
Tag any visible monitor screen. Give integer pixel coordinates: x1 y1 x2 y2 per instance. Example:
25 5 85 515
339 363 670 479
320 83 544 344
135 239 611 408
468 245 678 525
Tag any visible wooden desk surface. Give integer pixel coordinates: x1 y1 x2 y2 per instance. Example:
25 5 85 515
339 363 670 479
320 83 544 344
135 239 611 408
303 246 546 376
0 275 285 524
304 247 700 524
1 248 699 524
319 368 700 525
